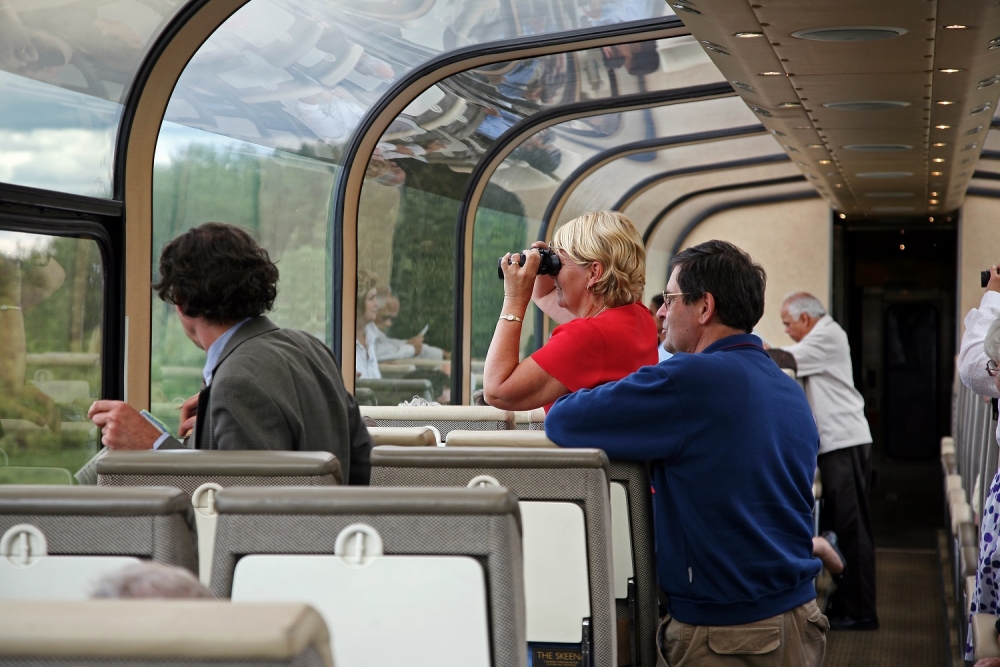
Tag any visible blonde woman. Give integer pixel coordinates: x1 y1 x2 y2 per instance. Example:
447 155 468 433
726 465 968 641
486 210 658 411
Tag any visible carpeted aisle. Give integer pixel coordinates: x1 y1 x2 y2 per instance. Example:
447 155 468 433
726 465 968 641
822 549 948 667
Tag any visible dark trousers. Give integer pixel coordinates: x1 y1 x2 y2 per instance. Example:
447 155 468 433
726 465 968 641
817 443 878 620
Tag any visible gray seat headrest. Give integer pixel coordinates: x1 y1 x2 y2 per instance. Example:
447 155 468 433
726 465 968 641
97 450 341 480
0 486 191 517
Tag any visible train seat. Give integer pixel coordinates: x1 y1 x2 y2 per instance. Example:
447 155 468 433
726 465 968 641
355 377 434 405
361 405 516 437
209 486 525 667
96 450 341 584
0 486 196 600
514 408 546 430
369 445 617 667
368 426 438 447
438 432 659 667
972 611 1000 660
444 430 555 448
0 600 333 667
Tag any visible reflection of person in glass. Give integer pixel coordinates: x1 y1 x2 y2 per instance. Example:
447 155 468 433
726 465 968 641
0 247 65 430
355 271 381 379
485 210 658 411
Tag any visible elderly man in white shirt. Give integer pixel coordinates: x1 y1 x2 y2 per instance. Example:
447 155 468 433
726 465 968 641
779 292 877 630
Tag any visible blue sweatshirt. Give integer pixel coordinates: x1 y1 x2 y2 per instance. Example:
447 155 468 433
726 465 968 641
546 334 821 626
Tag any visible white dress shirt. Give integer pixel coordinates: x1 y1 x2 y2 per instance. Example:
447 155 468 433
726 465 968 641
153 318 250 449
958 291 1000 445
784 315 872 455
356 322 382 379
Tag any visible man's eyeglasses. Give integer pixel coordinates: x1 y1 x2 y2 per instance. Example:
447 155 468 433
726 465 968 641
988 359 998 377
662 292 688 309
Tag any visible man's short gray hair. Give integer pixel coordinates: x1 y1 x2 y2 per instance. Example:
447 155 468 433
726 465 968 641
783 292 827 319
91 562 215 599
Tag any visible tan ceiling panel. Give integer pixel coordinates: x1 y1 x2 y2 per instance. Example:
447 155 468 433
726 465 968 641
674 0 1000 218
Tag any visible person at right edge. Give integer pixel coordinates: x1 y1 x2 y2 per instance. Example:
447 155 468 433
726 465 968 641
546 240 827 667
777 291 877 630
957 265 1000 662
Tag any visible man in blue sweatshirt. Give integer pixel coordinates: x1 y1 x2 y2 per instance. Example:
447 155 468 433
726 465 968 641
546 240 826 667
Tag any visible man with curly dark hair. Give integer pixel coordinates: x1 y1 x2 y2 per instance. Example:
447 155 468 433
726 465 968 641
88 223 372 484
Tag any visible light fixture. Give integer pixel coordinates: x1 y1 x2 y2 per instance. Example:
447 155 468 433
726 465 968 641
944 25 968 29
971 103 992 114
963 143 979 151
979 76 1000 89
792 27 907 41
900 244 906 250
844 144 912 152
732 80 756 92
823 100 911 111
778 102 802 107
793 126 812 129
932 142 946 147
930 191 939 196
934 125 951 129
838 213 847 219
771 129 788 137
758 71 784 76
736 32 764 38
785 145 800 153
835 184 842 187
936 100 955 105
807 144 824 148
749 106 772 117
965 126 984 135
701 39 729 54
931 171 943 175
674 3 701 15
929 199 939 204
932 158 946 162
939 68 963 73
818 159 832 164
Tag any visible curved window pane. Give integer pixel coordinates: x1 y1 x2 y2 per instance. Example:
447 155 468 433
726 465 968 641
154 0 673 409
355 35 724 400
0 0 186 196
0 231 103 483
468 95 756 370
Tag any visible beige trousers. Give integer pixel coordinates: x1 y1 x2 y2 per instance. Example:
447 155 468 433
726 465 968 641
655 600 829 667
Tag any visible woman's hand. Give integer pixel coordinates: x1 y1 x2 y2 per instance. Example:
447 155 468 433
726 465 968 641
499 249 541 312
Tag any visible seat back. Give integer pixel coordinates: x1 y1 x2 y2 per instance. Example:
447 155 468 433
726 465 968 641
0 600 332 667
607 461 658 667
210 486 525 667
97 450 341 584
514 408 546 431
356 378 433 404
368 426 438 447
97 450 342 495
0 486 196 600
371 445 615 667
445 430 555 448
361 405 515 438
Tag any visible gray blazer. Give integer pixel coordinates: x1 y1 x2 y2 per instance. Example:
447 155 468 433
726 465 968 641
160 316 372 484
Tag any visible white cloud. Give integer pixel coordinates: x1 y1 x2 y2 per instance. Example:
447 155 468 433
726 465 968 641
0 128 114 197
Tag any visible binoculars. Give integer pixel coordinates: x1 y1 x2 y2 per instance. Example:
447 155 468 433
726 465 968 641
497 248 562 280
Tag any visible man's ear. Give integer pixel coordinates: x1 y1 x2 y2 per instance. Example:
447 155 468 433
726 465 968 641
698 292 716 325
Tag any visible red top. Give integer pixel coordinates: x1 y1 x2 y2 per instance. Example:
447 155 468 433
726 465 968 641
532 301 659 411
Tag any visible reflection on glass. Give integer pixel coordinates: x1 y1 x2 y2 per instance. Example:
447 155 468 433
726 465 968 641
158 0 670 406
355 35 724 399
0 0 184 196
165 0 671 160
0 231 103 482
150 122 337 433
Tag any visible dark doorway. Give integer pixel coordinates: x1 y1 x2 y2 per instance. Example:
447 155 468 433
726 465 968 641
833 220 956 548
